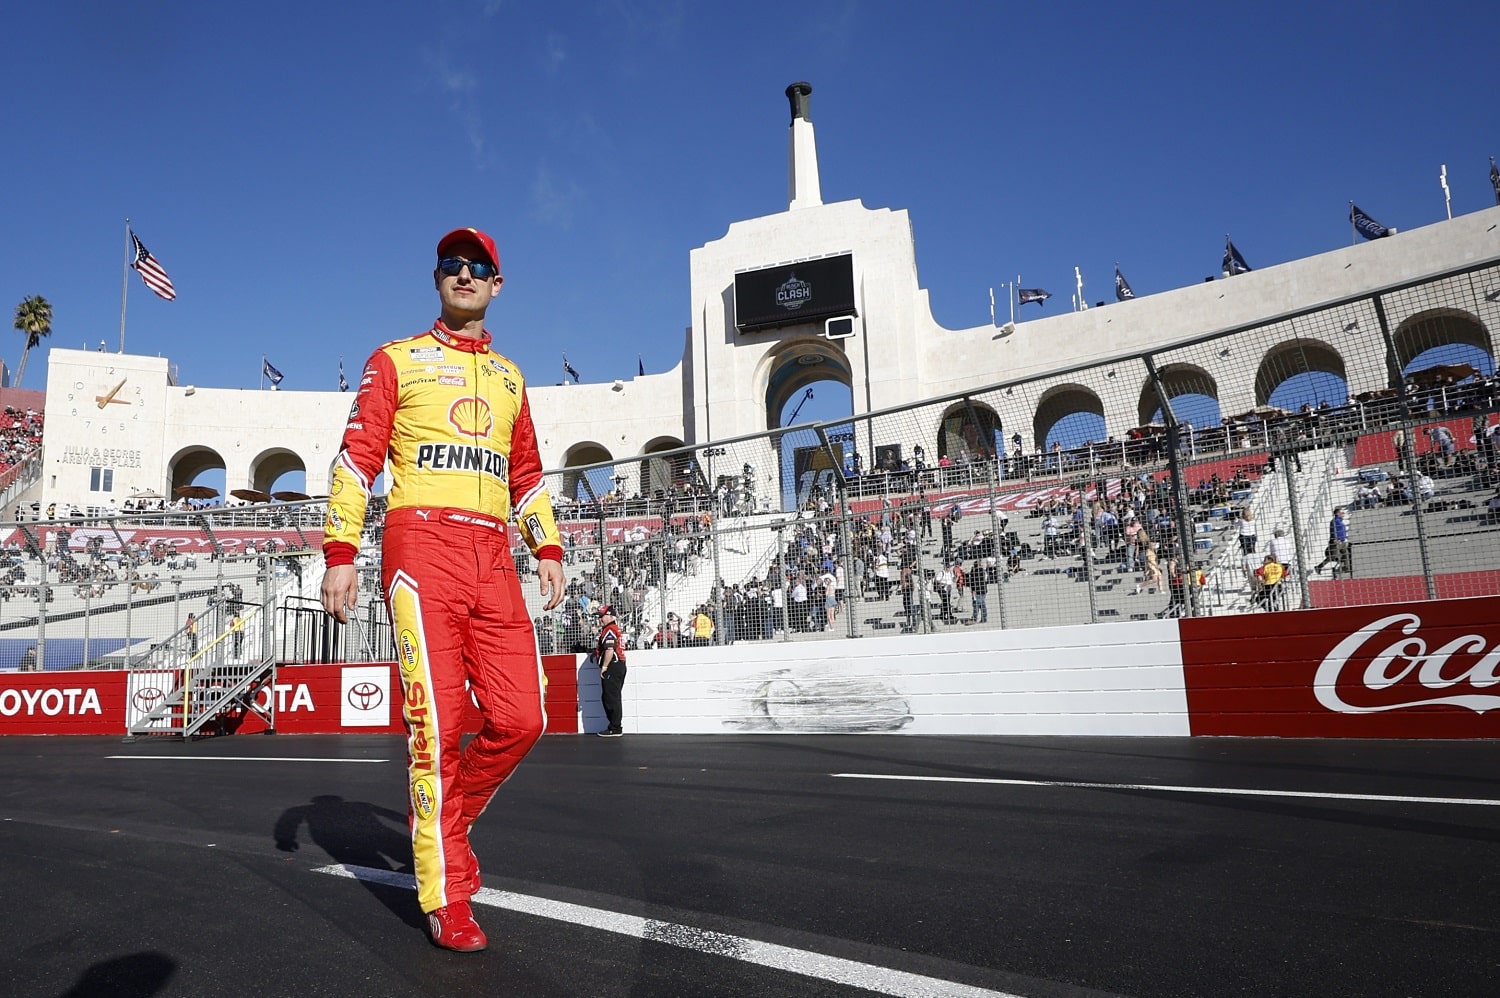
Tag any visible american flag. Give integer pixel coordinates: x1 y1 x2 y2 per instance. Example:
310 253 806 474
129 229 177 301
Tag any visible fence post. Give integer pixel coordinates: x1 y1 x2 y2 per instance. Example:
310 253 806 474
1145 355 1202 617
36 578 48 671
1401 425 1438 599
837 495 859 638
261 560 273 665
1081 513 1099 624
1373 296 1438 601
774 520 789 642
173 577 183 658
1283 452 1314 610
985 461 1008 629
124 577 134 668
655 534 668 646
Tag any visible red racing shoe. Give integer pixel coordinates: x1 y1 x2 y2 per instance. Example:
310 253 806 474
427 900 487 952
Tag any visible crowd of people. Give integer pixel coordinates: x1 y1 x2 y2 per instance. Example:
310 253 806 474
0 407 43 480
546 461 1268 648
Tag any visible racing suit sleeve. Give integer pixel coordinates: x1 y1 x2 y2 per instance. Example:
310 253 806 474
323 350 396 567
508 387 564 564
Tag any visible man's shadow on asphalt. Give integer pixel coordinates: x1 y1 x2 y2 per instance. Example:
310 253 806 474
273 794 423 930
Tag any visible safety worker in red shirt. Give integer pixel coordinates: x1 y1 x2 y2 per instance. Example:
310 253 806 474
321 227 565 952
593 605 627 736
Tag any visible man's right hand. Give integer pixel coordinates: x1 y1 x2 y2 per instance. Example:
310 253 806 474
321 564 359 623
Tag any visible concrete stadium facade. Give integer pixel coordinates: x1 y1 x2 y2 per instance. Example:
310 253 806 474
33 83 1500 514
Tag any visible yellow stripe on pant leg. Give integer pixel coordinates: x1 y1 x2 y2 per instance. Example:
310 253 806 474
389 571 448 913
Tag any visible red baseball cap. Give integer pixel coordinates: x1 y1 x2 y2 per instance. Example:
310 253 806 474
436 227 500 272
594 604 614 617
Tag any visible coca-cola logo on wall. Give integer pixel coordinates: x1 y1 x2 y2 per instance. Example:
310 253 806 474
1181 595 1500 738
1316 612 1500 715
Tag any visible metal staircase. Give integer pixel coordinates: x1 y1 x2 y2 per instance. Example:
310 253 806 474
125 602 276 739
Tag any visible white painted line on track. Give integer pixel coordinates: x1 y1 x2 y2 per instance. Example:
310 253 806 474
106 756 389 763
831 773 1500 807
315 863 1022 998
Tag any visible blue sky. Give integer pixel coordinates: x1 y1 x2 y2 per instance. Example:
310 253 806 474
6 1 1499 441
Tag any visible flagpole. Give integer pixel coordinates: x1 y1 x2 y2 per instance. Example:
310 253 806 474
260 354 265 391
1440 164 1452 220
989 288 995 327
1010 276 1017 327
119 219 131 354
1349 201 1356 246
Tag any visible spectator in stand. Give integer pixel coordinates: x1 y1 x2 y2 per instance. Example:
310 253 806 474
1254 555 1286 610
934 561 957 624
1267 528 1295 571
1416 472 1436 500
817 567 839 631
1094 504 1118 558
1121 514 1142 571
898 560 917 633
1315 508 1352 577
1237 507 1258 555
1428 425 1456 469
1354 480 1382 510
1133 538 1162 596
1392 431 1411 472
967 558 990 624
691 606 715 645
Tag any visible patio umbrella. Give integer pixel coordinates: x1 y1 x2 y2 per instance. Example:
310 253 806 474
1231 405 1287 422
231 489 273 503
173 485 220 500
272 490 311 501
1406 362 1476 387
130 490 164 500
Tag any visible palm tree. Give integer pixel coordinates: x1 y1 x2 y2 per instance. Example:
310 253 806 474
12 295 52 389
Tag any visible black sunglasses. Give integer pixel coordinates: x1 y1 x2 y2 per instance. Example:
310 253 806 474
438 257 498 281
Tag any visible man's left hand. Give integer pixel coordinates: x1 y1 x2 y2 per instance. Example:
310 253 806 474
537 558 565 610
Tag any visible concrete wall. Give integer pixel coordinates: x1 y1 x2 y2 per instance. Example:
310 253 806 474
582 619 1190 737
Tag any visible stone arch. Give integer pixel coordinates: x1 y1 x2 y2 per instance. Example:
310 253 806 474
640 436 689 497
1033 384 1104 451
1137 363 1220 427
1392 308 1494 375
1253 338 1347 407
168 445 226 495
759 337 853 430
560 441 614 502
247 447 305 494
937 399 1003 462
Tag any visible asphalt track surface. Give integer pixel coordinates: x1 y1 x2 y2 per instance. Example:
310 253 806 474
2 734 1497 998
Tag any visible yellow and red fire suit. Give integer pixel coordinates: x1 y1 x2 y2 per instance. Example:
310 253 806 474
324 320 562 913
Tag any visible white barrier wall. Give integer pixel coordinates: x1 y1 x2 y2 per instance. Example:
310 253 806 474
598 620 1190 737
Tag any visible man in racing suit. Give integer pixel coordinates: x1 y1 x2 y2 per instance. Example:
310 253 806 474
321 227 565 952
